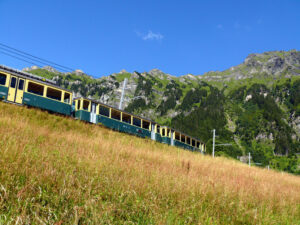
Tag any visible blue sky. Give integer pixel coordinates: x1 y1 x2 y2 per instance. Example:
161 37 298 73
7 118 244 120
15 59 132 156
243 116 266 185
0 0 299 77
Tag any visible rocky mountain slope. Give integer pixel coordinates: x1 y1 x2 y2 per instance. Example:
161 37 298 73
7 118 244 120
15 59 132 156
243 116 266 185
24 50 300 174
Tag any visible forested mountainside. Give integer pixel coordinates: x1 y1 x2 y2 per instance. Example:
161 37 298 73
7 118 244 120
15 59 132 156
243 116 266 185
24 50 300 174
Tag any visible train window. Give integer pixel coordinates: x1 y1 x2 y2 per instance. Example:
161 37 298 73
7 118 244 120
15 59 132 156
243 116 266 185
77 100 82 110
192 139 195 147
157 125 160 134
18 80 24 90
142 120 150 129
111 109 121 120
162 128 165 136
64 92 71 103
122 113 131 124
28 82 44 96
181 134 185 143
83 100 90 111
0 73 6 85
99 105 110 117
166 129 170 137
46 87 62 101
196 142 200 148
10 77 16 88
133 117 141 127
175 132 180 140
187 137 191 145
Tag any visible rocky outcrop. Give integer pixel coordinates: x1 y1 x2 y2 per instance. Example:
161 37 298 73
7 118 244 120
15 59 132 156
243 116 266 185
201 50 300 82
43 66 59 73
74 69 84 75
23 65 39 71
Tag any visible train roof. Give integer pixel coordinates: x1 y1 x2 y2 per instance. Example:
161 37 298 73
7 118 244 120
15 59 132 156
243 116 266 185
0 65 71 93
74 96 205 143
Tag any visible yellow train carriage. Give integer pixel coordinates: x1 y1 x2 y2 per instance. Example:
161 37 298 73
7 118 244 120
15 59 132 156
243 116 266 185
0 65 72 115
73 97 153 138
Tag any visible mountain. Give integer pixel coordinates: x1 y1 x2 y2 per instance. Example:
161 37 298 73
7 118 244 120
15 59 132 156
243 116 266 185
1 101 300 224
24 50 300 174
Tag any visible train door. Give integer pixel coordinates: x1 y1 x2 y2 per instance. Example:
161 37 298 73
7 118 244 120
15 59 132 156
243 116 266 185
7 76 17 102
7 76 25 103
15 79 25 104
90 102 97 124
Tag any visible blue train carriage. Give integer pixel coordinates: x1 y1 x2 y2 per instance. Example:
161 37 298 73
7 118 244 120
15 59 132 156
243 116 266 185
0 65 72 115
73 97 157 139
160 126 206 153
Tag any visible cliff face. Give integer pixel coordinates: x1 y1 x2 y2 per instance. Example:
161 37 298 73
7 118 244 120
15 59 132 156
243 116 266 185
25 50 300 174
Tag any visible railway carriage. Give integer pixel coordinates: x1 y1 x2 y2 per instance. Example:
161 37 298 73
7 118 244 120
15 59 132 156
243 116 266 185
0 65 72 115
73 97 206 152
73 97 154 139
160 126 205 152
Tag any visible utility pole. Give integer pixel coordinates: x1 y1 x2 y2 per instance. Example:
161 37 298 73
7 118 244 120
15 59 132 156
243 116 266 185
118 78 128 110
118 78 142 110
211 129 231 158
248 152 251 167
212 129 215 158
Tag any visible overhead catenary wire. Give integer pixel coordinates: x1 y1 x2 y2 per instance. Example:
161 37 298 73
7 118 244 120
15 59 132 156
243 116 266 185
0 46 70 73
0 42 75 72
0 42 102 79
0 50 45 69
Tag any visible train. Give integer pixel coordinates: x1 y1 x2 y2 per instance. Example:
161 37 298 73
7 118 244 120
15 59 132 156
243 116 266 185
0 64 206 153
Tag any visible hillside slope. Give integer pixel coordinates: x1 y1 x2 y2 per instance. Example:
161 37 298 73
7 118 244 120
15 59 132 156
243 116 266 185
25 50 300 174
0 102 299 224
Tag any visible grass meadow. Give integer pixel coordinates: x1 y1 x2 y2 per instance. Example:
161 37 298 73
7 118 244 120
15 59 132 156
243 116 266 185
0 102 299 224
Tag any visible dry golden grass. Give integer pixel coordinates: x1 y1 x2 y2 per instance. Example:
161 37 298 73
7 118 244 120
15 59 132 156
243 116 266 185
0 102 299 224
